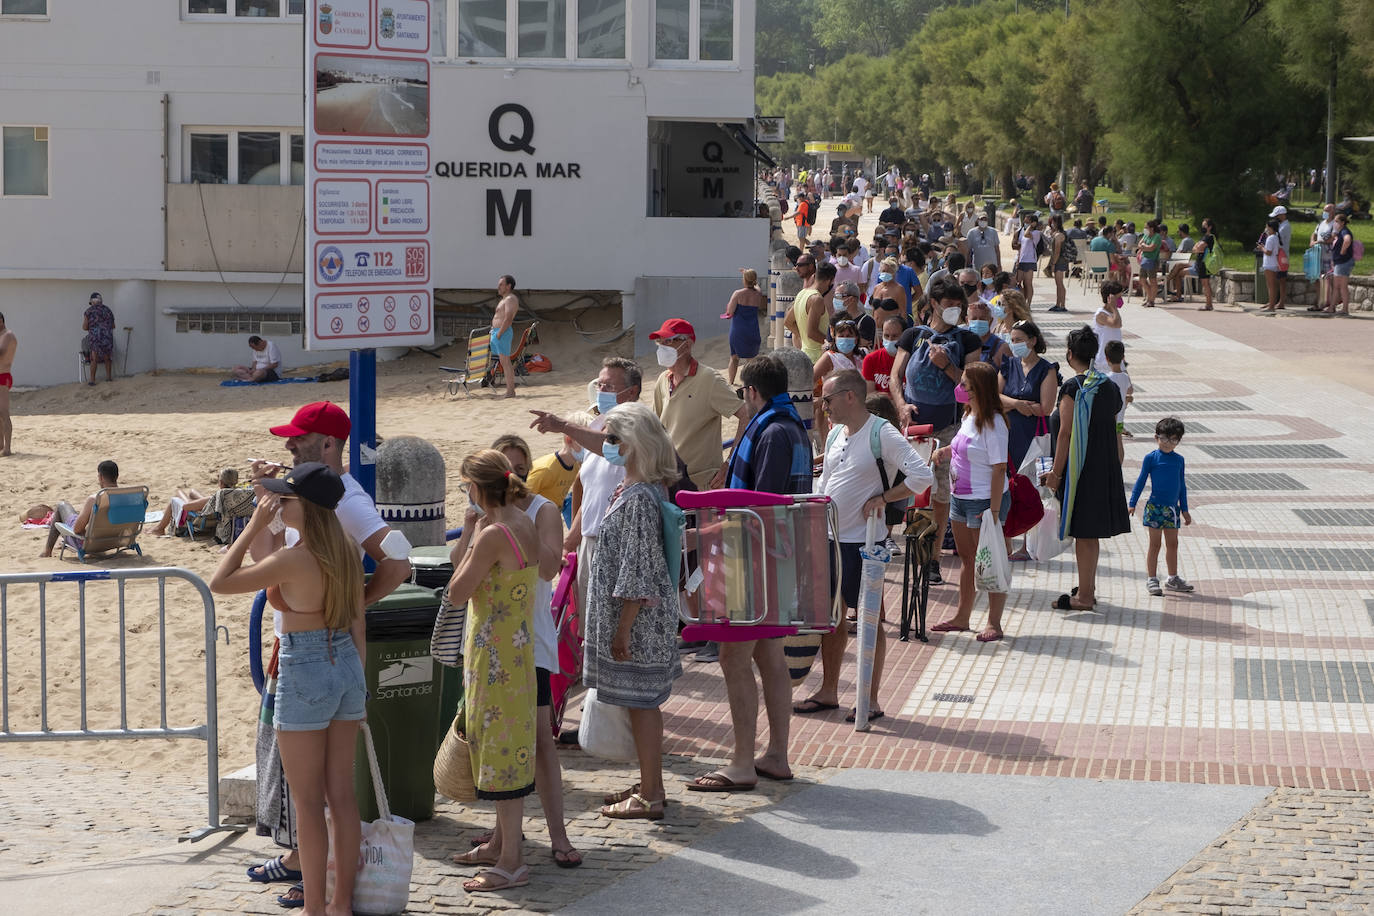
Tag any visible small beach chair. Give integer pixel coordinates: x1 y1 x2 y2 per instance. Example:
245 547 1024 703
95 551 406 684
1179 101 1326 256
441 327 493 397
55 486 149 562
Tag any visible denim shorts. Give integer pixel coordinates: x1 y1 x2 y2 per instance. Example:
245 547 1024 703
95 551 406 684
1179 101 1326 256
949 494 1010 528
275 629 367 732
1139 259 1158 277
1333 260 1354 277
1017 261 1036 273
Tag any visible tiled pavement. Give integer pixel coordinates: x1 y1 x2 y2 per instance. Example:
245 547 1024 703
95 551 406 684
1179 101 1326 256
5 244 1374 913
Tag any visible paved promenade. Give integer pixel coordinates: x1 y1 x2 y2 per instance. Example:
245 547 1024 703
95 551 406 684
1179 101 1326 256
3 218 1373 913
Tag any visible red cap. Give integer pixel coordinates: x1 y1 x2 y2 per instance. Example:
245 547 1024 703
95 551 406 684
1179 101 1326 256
269 401 352 440
648 318 695 341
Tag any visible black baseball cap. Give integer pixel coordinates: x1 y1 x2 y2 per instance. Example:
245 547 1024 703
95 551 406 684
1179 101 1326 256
260 461 345 509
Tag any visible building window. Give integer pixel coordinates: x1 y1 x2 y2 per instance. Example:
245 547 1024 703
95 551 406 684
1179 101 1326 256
1 0 48 14
654 0 734 63
438 0 624 61
183 0 304 19
185 129 303 185
2 126 49 197
175 311 302 335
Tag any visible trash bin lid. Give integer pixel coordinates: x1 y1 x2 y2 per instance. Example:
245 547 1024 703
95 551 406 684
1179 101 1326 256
409 545 452 569
367 583 442 611
365 584 443 641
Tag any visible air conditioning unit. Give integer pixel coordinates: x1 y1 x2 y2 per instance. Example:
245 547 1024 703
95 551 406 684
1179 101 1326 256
258 321 293 336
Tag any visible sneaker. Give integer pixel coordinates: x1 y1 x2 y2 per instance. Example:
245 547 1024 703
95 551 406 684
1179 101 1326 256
927 561 944 586
883 536 902 556
1146 576 1163 597
1165 575 1195 593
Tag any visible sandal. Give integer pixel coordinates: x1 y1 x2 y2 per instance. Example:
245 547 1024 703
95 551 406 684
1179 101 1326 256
247 855 302 884
603 783 672 807
452 846 501 867
463 865 530 893
601 793 666 819
276 883 304 909
929 619 970 633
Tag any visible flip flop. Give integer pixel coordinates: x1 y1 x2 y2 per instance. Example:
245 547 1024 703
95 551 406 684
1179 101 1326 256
792 698 840 715
687 772 757 793
929 620 970 633
976 629 1004 642
552 847 583 869
463 865 530 893
844 708 885 723
1053 593 1095 611
277 883 304 909
247 855 302 884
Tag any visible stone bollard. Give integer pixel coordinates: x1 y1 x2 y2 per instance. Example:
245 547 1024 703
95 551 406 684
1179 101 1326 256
770 346 817 447
773 250 801 351
376 436 446 547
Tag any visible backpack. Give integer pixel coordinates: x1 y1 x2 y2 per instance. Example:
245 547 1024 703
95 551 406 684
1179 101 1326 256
1353 238 1366 262
1034 231 1048 258
1051 191 1066 210
825 420 911 526
1060 234 1077 262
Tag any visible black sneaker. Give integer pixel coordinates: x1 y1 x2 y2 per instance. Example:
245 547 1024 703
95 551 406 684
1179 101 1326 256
927 561 944 585
557 728 580 747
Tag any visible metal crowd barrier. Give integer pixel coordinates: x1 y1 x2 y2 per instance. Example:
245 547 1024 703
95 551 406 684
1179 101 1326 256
0 567 239 842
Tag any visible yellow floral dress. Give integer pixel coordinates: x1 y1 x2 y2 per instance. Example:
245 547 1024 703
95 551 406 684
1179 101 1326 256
462 524 537 799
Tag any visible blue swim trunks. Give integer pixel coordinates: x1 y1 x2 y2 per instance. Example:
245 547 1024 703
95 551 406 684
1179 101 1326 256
490 326 514 356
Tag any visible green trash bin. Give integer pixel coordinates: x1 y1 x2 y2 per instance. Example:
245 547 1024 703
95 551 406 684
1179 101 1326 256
356 583 444 823
406 545 464 746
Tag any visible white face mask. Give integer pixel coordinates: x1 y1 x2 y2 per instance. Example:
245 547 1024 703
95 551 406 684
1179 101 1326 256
941 306 963 326
836 256 849 267
656 343 679 368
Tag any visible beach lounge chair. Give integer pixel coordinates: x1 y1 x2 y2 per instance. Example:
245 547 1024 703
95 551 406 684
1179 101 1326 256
55 485 149 562
441 327 492 397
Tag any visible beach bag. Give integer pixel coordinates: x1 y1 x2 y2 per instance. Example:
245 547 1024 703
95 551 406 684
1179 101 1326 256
1027 490 1073 561
972 510 1012 593
1002 473 1045 538
1302 246 1321 280
430 594 465 668
328 723 414 915
1353 238 1366 262
1276 246 1290 272
578 688 637 761
1204 242 1221 274
784 634 823 686
523 353 552 373
433 710 477 802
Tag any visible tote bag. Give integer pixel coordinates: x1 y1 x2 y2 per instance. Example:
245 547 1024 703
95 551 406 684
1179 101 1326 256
327 723 414 915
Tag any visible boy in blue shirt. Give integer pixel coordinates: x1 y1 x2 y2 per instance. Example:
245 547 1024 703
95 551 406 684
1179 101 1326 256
1128 417 1194 596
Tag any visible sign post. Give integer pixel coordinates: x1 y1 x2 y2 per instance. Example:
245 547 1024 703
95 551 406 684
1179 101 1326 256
306 0 433 497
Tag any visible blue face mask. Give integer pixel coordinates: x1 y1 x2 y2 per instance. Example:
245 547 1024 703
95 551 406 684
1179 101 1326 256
836 337 857 353
990 303 1005 320
573 447 588 463
883 339 899 355
969 319 990 336
602 440 627 466
982 276 995 286
596 391 619 415
1010 341 1030 359
832 297 845 311
878 272 893 283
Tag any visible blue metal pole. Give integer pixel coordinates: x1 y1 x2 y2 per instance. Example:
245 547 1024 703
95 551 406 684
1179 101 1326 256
348 348 377 499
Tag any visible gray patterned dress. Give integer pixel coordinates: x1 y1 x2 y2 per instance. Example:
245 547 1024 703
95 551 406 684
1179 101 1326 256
583 482 682 708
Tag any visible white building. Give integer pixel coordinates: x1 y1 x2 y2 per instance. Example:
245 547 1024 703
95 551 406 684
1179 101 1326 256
0 0 768 387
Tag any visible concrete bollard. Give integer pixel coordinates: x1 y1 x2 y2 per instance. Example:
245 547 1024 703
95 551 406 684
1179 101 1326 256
769 346 816 442
376 436 446 547
773 249 801 351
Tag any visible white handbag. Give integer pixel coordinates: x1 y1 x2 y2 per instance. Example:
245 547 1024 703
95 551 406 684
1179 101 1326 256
577 688 638 761
326 723 414 915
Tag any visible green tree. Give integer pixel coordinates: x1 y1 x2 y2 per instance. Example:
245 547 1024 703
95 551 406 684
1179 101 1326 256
756 0 821 77
812 0 940 59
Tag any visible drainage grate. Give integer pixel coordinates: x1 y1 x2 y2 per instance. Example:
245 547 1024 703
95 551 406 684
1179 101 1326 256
1296 508 1374 527
1185 473 1307 492
1198 443 1346 460
931 693 976 703
1215 546 1374 572
1126 421 1213 436
1132 400 1251 413
1233 658 1374 703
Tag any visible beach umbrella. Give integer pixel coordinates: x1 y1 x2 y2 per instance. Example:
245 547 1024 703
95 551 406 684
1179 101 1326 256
854 513 891 731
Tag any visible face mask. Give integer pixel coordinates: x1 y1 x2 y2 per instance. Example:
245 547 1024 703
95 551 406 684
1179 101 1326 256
836 337 856 353
602 441 627 466
656 343 679 368
968 319 990 336
941 306 962 326
837 256 849 267
982 276 995 286
883 339 899 355
962 285 979 297
990 303 1005 320
572 447 587 463
978 219 988 227
832 297 845 311
954 383 970 404
1010 341 1030 359
878 272 893 283
596 390 619 415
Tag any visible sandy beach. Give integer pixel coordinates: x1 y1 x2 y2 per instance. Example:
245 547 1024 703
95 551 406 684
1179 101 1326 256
314 82 428 136
0 304 743 776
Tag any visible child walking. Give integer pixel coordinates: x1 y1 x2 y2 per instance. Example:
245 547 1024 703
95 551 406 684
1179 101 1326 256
1128 417 1194 596
1103 339 1134 461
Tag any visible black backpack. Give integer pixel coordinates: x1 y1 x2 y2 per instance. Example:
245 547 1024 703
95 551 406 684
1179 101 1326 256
1060 235 1077 262
1034 231 1049 258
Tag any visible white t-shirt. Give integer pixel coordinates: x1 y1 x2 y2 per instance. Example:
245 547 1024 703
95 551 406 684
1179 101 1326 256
1315 217 1334 245
1277 219 1292 255
853 176 869 196
253 340 282 370
819 416 934 543
522 494 558 673
579 417 626 538
1018 229 1041 263
1093 308 1123 372
949 414 1010 500
1261 233 1279 272
277 471 387 634
959 213 980 236
1108 370 1132 425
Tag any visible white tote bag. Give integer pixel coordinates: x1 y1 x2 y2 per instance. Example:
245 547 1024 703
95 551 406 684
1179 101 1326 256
577 687 638 761
327 723 414 915
1027 489 1074 562
973 509 1012 593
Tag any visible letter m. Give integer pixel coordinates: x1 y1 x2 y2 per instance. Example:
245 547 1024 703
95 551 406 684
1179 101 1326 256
703 177 724 198
486 189 532 237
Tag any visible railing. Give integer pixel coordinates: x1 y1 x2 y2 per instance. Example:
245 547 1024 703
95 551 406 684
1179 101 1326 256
0 567 240 842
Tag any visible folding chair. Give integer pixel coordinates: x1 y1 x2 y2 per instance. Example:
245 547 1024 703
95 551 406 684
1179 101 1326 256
1081 249 1111 294
55 486 149 562
440 327 493 397
491 321 540 385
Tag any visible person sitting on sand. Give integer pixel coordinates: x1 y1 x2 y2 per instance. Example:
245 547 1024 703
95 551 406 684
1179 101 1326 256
149 467 254 542
40 459 119 557
232 336 282 383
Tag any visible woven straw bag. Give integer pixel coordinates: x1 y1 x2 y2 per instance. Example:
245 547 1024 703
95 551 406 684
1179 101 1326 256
433 710 476 803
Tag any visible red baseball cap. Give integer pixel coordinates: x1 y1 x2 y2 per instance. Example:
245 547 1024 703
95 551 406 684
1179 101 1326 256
269 401 352 440
648 318 695 341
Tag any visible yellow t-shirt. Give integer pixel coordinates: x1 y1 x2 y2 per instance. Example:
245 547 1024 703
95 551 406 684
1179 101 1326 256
653 362 741 490
792 287 828 362
526 452 580 507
